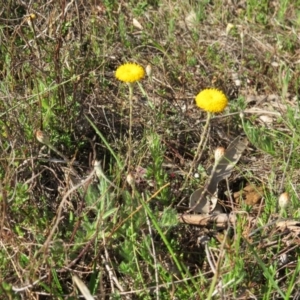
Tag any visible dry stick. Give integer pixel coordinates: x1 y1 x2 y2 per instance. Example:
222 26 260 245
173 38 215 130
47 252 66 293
12 275 48 293
205 244 216 274
39 170 95 254
101 251 131 300
178 212 255 228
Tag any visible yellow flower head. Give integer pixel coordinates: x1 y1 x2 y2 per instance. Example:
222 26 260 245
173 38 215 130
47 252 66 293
195 88 228 113
115 63 145 83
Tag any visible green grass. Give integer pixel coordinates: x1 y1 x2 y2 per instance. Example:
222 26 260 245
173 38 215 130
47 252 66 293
1 0 300 299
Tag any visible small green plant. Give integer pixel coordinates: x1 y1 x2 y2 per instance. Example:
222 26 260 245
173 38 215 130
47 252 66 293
131 0 148 16
146 131 171 204
276 0 289 23
241 119 276 155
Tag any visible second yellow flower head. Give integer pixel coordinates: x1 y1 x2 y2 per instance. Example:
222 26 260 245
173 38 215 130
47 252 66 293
115 63 145 83
195 88 228 113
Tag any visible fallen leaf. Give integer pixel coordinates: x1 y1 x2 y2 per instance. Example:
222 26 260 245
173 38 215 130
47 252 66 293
132 18 143 30
233 184 264 205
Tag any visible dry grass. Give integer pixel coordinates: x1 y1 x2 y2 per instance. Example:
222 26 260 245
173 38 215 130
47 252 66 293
1 0 300 299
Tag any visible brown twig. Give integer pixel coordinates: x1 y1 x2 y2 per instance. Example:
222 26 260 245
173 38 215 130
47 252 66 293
178 212 255 229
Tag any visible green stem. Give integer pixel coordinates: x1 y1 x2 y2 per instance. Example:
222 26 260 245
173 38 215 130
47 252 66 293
46 142 70 163
127 83 134 168
184 112 212 187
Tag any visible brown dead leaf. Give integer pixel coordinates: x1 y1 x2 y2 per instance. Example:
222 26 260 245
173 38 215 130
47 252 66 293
233 184 264 205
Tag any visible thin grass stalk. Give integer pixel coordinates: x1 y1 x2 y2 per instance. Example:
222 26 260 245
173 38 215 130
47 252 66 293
127 83 134 169
184 112 212 187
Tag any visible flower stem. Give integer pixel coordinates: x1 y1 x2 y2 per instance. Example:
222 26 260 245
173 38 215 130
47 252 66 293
127 83 134 169
36 130 70 163
184 112 212 187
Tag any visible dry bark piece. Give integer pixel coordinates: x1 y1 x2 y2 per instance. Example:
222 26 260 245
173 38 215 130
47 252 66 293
276 220 300 235
178 213 256 229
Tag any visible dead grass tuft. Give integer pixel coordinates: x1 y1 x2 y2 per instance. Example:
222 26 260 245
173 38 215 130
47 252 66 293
1 0 300 298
